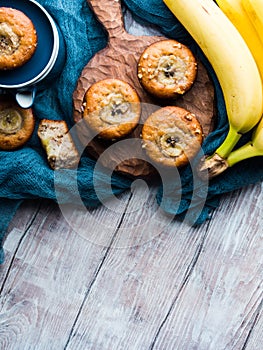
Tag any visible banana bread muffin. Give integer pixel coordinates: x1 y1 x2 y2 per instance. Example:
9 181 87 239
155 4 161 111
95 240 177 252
141 106 203 167
137 39 197 99
83 78 141 140
0 7 37 70
0 99 35 150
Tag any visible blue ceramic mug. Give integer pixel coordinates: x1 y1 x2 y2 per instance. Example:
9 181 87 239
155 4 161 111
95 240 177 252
0 0 66 108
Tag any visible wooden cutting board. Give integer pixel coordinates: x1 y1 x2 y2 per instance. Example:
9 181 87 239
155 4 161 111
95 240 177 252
72 0 215 178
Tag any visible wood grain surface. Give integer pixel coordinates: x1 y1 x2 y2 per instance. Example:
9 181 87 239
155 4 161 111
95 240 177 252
72 0 215 178
0 183 262 349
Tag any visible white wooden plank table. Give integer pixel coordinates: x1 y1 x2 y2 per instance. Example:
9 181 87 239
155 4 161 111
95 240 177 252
0 182 262 350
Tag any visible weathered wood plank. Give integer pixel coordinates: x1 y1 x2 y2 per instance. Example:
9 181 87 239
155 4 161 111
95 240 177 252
63 184 210 349
245 305 263 350
151 184 263 350
0 199 42 287
0 191 132 350
1 183 262 350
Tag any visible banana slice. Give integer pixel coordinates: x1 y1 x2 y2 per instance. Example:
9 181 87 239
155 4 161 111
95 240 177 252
160 132 188 158
0 99 35 150
156 55 188 88
142 106 203 168
98 93 131 125
0 22 20 55
0 109 23 134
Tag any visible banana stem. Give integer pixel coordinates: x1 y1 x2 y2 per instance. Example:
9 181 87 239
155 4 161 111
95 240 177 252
227 142 262 166
215 124 242 159
197 125 243 179
198 153 229 179
198 141 263 180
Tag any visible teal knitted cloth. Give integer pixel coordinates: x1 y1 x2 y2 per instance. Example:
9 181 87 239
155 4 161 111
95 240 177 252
1 0 262 263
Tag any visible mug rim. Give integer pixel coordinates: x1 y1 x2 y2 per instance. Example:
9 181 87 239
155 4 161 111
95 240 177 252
0 0 60 89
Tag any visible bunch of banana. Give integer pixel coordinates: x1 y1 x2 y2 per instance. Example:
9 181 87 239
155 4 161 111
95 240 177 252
163 0 263 178
199 0 263 177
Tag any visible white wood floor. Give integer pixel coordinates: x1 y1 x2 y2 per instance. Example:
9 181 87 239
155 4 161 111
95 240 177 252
0 182 262 349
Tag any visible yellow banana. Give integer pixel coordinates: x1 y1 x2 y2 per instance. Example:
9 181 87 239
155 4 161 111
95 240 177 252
193 0 263 178
228 118 263 165
216 0 263 82
163 0 263 162
242 0 263 44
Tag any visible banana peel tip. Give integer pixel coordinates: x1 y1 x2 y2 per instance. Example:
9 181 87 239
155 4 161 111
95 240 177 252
197 153 229 180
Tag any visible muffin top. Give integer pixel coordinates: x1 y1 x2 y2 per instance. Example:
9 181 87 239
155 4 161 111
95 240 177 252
137 39 197 99
142 106 203 168
83 78 141 140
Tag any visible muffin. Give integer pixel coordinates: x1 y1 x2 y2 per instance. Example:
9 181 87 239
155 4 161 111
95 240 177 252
137 39 197 99
0 99 35 150
83 78 141 140
141 106 203 167
0 7 37 70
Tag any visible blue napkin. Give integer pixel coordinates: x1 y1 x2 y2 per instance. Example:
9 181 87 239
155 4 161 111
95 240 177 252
1 0 262 263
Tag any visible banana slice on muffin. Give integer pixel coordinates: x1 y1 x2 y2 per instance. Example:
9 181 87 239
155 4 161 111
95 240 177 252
0 7 37 70
137 39 197 99
0 99 35 150
142 106 203 167
83 78 141 140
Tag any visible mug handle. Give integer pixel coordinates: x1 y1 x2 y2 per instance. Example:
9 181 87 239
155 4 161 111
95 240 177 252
15 87 36 109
